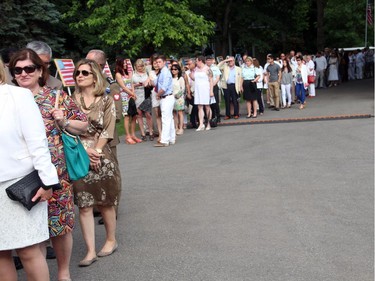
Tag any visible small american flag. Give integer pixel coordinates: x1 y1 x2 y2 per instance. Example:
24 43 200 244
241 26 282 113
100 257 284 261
367 4 373 26
54 59 75 87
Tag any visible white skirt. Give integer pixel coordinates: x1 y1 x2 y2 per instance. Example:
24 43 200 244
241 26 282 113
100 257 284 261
0 177 49 251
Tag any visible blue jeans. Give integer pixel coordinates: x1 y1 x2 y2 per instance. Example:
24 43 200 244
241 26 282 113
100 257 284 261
295 83 306 104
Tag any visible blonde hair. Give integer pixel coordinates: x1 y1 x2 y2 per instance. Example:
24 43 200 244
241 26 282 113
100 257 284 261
0 59 5 84
73 59 106 96
245 57 253 63
134 59 145 72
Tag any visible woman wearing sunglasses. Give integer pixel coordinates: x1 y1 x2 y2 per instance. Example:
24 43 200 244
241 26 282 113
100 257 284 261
9 48 88 281
72 59 121 267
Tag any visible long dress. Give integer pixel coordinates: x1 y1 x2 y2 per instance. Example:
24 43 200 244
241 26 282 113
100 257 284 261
194 67 210 105
328 57 339 81
73 94 121 208
34 86 87 236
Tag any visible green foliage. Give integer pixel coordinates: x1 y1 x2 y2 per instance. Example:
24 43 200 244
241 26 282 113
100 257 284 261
0 0 65 54
66 0 215 57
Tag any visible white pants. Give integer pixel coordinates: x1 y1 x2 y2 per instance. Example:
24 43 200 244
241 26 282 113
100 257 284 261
348 64 355 80
355 63 363 79
308 83 315 97
160 95 176 144
281 84 291 106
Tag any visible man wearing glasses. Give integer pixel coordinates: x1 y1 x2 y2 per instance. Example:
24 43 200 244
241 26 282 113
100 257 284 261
26 41 63 90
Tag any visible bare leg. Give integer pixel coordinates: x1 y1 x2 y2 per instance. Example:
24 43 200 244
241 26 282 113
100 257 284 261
97 206 117 253
51 232 73 280
173 111 178 130
205 105 212 129
178 110 184 131
0 250 17 281
17 244 49 281
124 116 130 137
198 105 204 127
145 112 153 136
154 107 162 141
130 117 137 137
78 207 97 261
246 101 251 116
136 109 145 136
252 100 258 117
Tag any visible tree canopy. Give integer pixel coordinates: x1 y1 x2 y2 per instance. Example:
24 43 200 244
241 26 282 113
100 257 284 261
0 0 373 60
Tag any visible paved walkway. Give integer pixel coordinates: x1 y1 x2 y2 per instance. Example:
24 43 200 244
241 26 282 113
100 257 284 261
21 79 374 281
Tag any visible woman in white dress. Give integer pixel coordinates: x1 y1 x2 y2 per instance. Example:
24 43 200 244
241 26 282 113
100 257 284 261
328 52 339 87
189 56 213 131
0 59 59 281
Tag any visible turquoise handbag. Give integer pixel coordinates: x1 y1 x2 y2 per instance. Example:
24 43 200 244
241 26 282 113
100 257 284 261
61 130 90 181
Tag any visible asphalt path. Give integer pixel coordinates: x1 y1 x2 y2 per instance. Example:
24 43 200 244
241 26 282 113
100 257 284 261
21 79 374 281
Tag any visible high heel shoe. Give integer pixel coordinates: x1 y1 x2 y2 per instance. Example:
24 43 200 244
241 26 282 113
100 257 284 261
196 125 205 131
132 136 142 143
125 136 136 145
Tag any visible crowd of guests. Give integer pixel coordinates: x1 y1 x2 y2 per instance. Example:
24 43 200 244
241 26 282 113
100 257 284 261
0 41 373 280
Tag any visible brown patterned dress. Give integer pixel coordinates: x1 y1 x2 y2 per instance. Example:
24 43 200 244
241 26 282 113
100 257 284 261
73 94 121 207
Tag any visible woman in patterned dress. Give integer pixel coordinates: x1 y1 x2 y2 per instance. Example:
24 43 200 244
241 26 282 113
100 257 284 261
72 59 121 267
9 49 88 281
171 63 185 135
115 57 140 144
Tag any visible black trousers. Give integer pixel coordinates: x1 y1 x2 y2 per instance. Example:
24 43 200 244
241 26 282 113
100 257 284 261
188 95 198 127
224 84 239 117
210 85 220 120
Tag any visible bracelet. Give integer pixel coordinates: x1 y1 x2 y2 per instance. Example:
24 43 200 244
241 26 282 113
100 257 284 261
61 117 70 129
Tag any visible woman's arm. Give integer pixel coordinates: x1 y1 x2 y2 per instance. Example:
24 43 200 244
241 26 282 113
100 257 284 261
116 73 135 97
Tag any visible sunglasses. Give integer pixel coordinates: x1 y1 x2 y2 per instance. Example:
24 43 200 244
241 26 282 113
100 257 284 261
74 70 93 77
13 65 39 75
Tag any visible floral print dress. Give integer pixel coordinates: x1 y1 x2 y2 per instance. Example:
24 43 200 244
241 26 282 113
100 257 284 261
72 94 121 207
34 87 87 237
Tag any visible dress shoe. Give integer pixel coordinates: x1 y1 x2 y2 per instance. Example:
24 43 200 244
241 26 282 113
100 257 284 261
98 242 118 257
196 125 205 131
46 246 56 259
79 256 98 267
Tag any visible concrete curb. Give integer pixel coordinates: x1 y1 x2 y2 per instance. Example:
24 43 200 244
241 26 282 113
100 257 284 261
218 113 373 126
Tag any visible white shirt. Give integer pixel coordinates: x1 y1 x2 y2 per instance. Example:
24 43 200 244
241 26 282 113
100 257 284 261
0 84 59 185
314 56 327 71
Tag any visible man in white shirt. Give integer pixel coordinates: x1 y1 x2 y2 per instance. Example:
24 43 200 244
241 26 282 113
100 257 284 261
314 51 327 88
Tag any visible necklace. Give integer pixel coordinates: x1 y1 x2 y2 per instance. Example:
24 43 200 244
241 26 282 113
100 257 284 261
80 95 96 111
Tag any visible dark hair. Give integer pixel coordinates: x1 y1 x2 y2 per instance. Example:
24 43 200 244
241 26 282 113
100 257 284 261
9 48 48 87
295 55 303 61
267 54 274 60
197 55 206 64
281 59 292 72
252 58 260 68
1 47 18 64
171 64 182 79
156 54 166 61
115 57 129 76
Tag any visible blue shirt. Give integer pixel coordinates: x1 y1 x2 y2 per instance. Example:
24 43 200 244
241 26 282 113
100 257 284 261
157 66 173 96
242 65 260 80
227 66 236 84
210 64 221 81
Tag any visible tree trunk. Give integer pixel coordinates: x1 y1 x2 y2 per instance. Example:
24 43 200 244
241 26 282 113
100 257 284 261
316 0 327 51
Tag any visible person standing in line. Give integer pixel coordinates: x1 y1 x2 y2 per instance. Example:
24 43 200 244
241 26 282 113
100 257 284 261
148 54 162 141
206 56 222 123
354 49 365 80
314 51 327 88
72 59 120 267
252 58 265 116
0 58 59 281
185 58 198 128
9 48 88 280
266 55 281 111
328 52 339 87
154 55 175 147
306 55 316 97
280 59 293 108
240 57 261 118
189 56 213 131
218 56 242 119
347 51 356 80
171 63 186 135
86 50 123 227
26 41 63 90
295 55 308 110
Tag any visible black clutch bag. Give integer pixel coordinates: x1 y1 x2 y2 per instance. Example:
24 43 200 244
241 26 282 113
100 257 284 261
6 170 46 211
